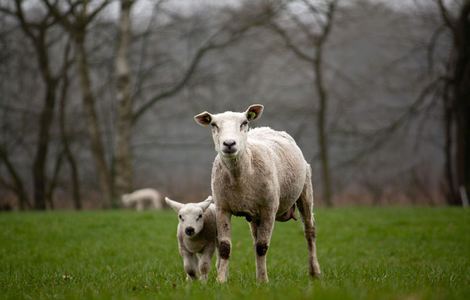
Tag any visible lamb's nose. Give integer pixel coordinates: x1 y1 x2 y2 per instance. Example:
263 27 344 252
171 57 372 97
223 140 236 148
185 227 195 236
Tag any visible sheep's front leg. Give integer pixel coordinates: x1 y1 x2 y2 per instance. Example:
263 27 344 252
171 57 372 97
198 245 215 282
255 212 276 283
182 252 198 281
216 209 232 283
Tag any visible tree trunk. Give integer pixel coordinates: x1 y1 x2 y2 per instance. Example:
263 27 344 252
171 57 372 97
0 147 30 210
59 56 82 210
313 47 333 206
443 101 459 204
442 0 470 206
114 0 134 203
32 80 56 210
75 33 113 208
454 1 470 204
46 150 64 210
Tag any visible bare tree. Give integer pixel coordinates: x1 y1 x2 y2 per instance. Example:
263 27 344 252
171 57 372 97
42 0 114 207
0 0 74 210
434 0 470 206
114 0 134 199
268 0 338 206
58 40 82 209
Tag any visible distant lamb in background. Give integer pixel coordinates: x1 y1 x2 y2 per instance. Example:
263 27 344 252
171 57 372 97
165 196 217 282
121 188 163 211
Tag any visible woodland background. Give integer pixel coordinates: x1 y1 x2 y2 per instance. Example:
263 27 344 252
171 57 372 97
0 0 468 210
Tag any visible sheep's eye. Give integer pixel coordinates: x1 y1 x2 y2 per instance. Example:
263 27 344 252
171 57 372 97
240 120 248 129
198 214 202 219
210 123 218 129
179 215 183 221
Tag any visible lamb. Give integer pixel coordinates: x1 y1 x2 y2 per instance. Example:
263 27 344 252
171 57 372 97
165 196 217 282
121 188 163 211
194 104 321 283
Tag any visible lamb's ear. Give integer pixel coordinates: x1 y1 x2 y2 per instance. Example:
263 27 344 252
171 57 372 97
194 111 213 127
245 104 264 121
165 197 183 213
198 196 213 211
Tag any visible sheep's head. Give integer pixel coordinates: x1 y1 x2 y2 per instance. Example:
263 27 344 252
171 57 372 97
194 104 263 158
121 194 132 207
165 196 213 237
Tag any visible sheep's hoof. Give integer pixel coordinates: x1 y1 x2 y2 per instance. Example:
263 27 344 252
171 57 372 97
309 267 322 279
216 276 227 283
256 276 269 283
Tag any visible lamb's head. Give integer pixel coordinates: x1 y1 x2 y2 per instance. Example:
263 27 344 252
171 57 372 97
121 194 132 207
165 196 213 237
194 104 263 158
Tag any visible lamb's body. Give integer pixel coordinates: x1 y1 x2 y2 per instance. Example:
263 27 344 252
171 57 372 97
212 127 306 221
165 196 217 281
177 203 217 255
121 188 162 211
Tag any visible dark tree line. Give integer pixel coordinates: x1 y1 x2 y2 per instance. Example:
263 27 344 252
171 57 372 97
0 0 467 209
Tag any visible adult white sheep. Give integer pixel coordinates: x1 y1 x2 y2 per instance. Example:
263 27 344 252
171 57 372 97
194 104 321 283
121 188 163 211
165 196 217 282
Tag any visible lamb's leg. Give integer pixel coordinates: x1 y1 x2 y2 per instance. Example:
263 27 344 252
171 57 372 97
198 245 215 282
216 209 232 283
136 200 144 212
183 253 198 281
297 166 321 278
254 212 276 283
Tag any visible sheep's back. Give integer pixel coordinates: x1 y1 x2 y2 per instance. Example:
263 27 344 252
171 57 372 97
248 127 307 214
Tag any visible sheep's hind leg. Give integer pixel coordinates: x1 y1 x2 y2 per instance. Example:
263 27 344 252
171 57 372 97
296 166 321 278
249 221 258 240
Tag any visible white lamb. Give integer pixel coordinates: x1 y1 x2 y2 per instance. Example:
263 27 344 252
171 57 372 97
194 104 321 283
165 196 217 282
121 188 163 211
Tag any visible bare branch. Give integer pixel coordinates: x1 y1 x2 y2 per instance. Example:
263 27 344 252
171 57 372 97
88 0 112 23
437 0 456 31
269 20 315 62
133 8 273 122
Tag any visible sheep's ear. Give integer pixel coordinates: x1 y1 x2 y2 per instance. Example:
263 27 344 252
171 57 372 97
198 196 213 211
194 111 212 127
165 197 183 213
245 104 264 121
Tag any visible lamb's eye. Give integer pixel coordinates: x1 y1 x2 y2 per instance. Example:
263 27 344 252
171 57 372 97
211 123 218 129
198 214 202 219
179 215 183 221
240 120 248 129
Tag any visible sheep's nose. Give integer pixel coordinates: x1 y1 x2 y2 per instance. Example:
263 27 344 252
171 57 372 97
185 227 195 236
223 140 236 148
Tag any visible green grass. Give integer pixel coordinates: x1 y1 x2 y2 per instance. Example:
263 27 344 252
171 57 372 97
0 207 469 299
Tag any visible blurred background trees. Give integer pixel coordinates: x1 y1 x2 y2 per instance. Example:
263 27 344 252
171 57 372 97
0 0 467 210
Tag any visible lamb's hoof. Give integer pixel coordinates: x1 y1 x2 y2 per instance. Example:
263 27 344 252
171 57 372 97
199 275 208 284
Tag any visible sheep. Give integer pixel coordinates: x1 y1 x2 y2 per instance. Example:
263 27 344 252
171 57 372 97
165 196 217 282
121 188 163 211
194 104 321 283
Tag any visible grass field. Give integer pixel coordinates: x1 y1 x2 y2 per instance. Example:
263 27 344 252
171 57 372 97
0 207 469 299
